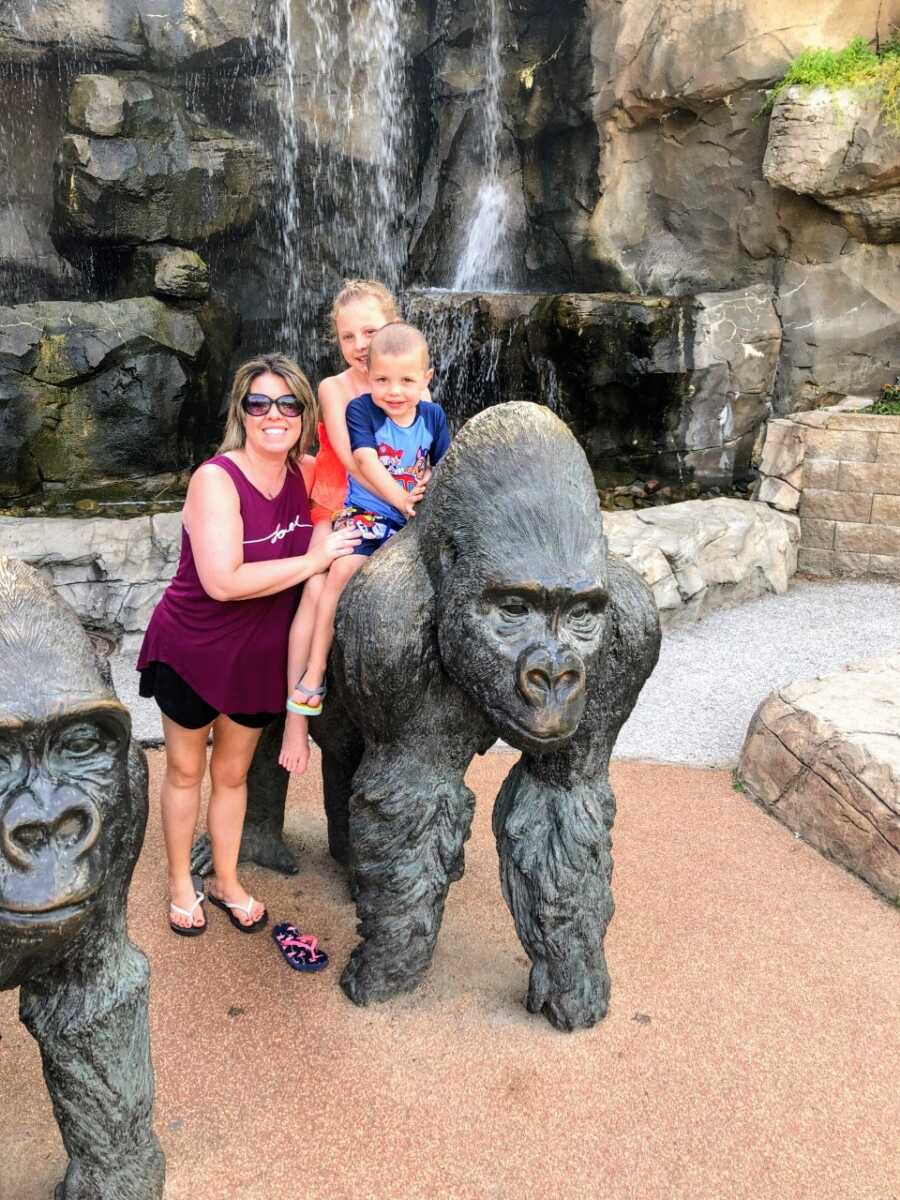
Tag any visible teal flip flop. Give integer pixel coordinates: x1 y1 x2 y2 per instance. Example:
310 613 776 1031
286 680 326 717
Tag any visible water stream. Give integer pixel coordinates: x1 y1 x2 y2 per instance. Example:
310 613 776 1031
269 0 412 359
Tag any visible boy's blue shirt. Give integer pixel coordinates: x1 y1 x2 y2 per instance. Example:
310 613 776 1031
344 394 451 524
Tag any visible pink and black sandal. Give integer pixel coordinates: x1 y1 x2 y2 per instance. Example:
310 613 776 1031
272 923 329 972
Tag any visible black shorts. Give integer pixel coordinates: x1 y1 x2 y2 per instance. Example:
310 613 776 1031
138 661 279 731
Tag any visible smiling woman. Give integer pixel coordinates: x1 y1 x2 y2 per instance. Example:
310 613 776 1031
136 354 360 938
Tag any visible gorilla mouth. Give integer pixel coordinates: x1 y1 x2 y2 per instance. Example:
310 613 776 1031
0 898 94 926
500 711 577 751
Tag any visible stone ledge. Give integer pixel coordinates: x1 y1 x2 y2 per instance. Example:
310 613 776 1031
604 498 798 630
738 654 900 903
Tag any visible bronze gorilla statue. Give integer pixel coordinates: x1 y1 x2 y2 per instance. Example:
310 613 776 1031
198 402 661 1031
0 558 164 1198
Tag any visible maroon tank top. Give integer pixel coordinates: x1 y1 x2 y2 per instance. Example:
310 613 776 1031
137 455 312 714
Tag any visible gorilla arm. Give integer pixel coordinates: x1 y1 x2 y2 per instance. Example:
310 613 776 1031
330 528 496 1005
493 558 661 1031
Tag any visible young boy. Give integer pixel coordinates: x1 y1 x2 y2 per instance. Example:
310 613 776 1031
280 322 449 765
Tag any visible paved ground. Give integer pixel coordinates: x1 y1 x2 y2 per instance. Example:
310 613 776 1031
3 749 899 1200
115 577 900 768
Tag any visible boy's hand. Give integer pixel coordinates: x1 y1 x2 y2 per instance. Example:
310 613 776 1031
404 469 431 516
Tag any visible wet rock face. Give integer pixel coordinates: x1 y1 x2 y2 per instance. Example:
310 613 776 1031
0 298 208 501
410 284 780 487
0 0 262 68
54 74 271 249
764 86 900 244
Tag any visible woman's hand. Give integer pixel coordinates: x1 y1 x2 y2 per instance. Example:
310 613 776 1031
314 528 361 571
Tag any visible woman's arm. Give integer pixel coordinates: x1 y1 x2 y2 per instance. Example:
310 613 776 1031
183 464 357 601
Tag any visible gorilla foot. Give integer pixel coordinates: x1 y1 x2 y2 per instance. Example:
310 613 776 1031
54 1144 164 1200
526 960 611 1032
340 946 423 1007
190 826 300 877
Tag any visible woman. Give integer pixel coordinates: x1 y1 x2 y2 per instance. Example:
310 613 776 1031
137 354 359 935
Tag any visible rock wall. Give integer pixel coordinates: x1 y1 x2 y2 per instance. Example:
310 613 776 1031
1 0 899 504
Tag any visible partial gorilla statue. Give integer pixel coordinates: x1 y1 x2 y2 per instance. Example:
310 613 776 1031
206 402 660 1031
0 558 164 1198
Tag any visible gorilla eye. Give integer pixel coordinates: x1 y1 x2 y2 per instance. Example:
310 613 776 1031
498 599 529 619
47 720 121 775
564 597 606 635
0 741 25 789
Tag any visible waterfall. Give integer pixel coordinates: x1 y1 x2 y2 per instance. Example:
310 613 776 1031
452 0 510 292
268 0 411 359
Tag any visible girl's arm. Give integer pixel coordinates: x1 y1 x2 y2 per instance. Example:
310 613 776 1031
319 377 358 476
184 464 357 601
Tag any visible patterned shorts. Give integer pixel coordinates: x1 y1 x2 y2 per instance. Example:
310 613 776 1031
332 506 404 558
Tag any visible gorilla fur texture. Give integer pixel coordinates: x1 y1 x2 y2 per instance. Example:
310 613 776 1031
222 402 661 1031
0 557 164 1199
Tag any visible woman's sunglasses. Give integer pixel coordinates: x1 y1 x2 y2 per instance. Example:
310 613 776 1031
241 393 303 418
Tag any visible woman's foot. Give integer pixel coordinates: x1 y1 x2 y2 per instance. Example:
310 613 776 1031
169 875 206 931
279 710 310 774
208 882 265 927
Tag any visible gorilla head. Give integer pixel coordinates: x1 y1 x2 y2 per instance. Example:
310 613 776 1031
0 557 147 991
418 402 609 754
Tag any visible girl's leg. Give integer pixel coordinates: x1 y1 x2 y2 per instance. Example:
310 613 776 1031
298 553 367 706
160 714 213 929
207 715 266 925
280 522 330 773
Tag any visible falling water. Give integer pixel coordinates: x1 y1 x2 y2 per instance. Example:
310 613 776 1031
268 0 412 358
452 0 510 292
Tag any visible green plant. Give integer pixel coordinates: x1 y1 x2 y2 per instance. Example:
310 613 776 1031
864 377 900 415
765 34 900 131
731 771 746 794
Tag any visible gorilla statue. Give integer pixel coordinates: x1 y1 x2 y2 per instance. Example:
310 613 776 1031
198 402 661 1031
0 558 164 1198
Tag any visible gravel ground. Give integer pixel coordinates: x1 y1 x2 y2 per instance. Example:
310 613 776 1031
113 577 900 768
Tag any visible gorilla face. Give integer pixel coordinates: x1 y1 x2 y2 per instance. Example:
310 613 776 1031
0 702 130 986
442 567 609 754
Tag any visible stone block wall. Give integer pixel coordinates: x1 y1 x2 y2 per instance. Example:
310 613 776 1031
756 399 900 579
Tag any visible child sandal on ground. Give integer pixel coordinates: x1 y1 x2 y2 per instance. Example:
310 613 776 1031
272 923 330 971
286 681 326 717
169 877 207 937
208 892 268 933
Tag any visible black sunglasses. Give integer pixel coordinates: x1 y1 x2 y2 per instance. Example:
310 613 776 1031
241 392 303 418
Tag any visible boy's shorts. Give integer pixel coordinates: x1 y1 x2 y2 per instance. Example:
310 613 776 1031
333 506 403 558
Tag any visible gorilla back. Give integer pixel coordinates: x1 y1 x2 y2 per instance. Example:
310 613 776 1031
0 557 164 1199
317 401 662 1031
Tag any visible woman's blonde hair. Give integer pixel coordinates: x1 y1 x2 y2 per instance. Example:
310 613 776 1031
218 353 317 467
330 279 399 334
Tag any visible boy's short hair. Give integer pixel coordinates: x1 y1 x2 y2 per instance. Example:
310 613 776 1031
368 322 430 369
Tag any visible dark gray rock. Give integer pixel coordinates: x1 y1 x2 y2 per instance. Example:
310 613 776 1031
0 297 207 501
0 555 163 1199
54 75 271 248
220 403 661 1032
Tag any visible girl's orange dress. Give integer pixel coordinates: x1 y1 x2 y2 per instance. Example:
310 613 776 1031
309 422 348 525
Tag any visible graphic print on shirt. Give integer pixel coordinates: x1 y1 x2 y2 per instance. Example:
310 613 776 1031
243 513 312 545
376 442 430 494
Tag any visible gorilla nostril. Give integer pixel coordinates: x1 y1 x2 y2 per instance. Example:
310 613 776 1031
11 822 50 854
54 802 102 856
525 667 552 697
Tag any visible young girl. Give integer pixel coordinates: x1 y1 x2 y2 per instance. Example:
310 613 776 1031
278 280 411 773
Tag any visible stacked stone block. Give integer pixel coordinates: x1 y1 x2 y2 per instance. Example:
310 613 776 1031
756 400 900 579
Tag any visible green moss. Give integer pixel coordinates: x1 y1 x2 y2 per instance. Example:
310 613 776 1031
767 35 900 131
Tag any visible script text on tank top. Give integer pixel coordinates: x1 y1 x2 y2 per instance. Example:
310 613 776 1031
242 514 312 546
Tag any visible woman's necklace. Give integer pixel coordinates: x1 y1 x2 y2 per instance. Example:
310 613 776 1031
240 452 285 499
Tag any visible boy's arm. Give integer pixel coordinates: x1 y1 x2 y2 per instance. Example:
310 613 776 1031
352 449 418 518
